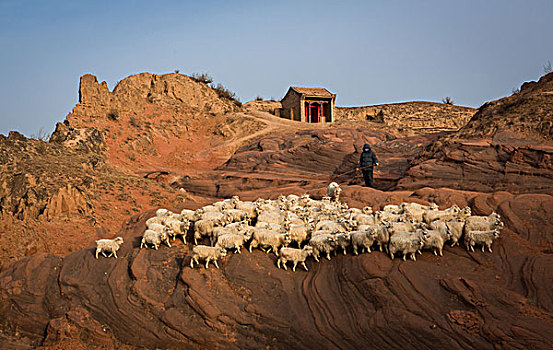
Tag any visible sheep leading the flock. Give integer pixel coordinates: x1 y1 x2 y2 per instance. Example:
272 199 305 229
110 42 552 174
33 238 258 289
95 237 124 259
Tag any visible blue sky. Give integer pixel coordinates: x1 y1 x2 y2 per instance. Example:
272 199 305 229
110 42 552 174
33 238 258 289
1 0 552 136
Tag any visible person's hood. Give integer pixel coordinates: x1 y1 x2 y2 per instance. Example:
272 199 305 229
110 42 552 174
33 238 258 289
363 143 371 151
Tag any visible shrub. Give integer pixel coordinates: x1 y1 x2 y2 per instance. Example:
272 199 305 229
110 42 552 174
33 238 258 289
255 96 263 101
174 69 180 74
212 83 241 106
30 127 50 141
544 60 552 74
191 72 213 85
442 96 454 105
107 109 119 121
512 87 521 95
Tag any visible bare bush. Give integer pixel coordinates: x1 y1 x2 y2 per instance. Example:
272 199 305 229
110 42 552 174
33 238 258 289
442 96 454 105
191 72 214 85
212 83 241 106
255 96 263 101
30 127 50 141
107 109 119 121
544 60 552 74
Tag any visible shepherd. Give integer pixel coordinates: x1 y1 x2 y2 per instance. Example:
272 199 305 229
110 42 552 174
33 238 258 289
356 143 379 188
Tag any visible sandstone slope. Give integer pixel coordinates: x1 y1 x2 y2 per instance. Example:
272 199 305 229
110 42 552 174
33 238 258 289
1 187 552 349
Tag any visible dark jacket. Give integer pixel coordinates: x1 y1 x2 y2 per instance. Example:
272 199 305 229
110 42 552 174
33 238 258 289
359 144 378 168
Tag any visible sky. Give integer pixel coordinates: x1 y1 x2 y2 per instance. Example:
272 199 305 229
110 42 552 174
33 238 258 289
1 0 552 137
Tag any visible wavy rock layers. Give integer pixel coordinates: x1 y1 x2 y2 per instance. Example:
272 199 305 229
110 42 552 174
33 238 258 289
396 139 553 194
1 188 553 349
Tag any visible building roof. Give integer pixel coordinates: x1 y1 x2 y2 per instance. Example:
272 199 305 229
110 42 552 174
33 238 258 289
290 86 334 97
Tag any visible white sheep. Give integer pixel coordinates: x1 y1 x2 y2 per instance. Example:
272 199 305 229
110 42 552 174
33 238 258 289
277 246 314 271
224 209 249 223
401 202 439 222
382 204 403 214
309 234 337 261
215 233 251 254
164 217 190 243
463 219 504 236
210 221 246 246
429 218 465 247
333 232 351 255
465 211 500 224
141 230 171 249
95 237 124 259
234 201 257 220
145 216 164 227
194 219 222 244
464 229 501 252
349 212 377 226
249 229 291 255
180 209 200 222
326 182 342 202
358 224 389 252
284 222 313 246
156 208 169 217
421 228 451 256
351 230 377 255
388 234 424 261
190 245 227 268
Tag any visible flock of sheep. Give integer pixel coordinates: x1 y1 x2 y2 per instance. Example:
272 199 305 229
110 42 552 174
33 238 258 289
95 182 504 271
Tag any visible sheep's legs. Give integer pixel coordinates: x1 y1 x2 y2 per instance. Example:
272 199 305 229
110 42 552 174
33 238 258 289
205 259 210 269
113 252 118 259
292 262 297 272
214 260 220 269
301 262 308 271
488 244 493 253
326 252 331 260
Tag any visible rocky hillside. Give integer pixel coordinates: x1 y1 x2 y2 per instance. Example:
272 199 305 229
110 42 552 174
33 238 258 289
396 73 553 194
0 73 258 266
456 72 553 141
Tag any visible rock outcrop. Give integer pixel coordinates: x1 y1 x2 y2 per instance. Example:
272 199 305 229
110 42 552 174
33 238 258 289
396 73 553 194
456 72 553 141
